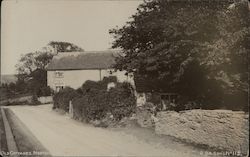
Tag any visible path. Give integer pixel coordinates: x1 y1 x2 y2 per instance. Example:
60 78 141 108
6 104 206 156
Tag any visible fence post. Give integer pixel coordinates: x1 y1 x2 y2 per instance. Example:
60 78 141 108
69 100 73 118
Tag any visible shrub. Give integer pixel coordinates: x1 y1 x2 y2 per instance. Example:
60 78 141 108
53 76 136 123
80 76 117 94
88 90 109 120
72 96 87 121
53 87 80 112
102 76 117 84
30 94 41 105
81 80 104 93
108 83 136 120
37 86 51 97
72 90 107 121
72 78 136 122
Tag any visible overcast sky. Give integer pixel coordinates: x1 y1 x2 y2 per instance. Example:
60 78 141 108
1 0 142 75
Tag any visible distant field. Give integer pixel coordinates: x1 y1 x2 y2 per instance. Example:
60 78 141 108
0 74 17 84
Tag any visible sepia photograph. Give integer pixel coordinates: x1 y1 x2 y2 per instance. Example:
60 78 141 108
0 0 249 156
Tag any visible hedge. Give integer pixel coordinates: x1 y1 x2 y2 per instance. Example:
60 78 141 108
107 83 136 120
53 87 80 111
72 77 136 122
53 77 136 122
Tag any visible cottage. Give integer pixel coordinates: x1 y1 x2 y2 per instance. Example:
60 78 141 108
46 50 134 92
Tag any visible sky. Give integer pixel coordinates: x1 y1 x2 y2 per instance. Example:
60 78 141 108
1 0 142 75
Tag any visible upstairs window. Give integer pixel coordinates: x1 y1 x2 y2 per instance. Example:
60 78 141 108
54 71 64 78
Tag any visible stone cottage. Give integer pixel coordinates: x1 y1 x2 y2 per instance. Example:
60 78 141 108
46 50 134 92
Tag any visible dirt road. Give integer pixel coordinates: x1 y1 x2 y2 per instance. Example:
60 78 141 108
7 104 206 156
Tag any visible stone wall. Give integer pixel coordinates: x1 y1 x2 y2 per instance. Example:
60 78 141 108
0 96 33 105
155 110 249 154
38 96 53 104
136 106 154 128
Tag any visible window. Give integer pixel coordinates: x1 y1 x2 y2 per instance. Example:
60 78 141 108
54 71 64 78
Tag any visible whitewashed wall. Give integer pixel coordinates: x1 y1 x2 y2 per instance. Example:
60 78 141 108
38 96 53 104
47 69 134 90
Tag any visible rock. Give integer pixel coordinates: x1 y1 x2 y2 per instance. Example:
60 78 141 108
90 120 101 127
136 106 155 128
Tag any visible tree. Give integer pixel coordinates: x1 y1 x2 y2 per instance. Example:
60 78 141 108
110 0 249 110
15 51 54 96
16 51 54 80
44 41 84 53
15 41 84 97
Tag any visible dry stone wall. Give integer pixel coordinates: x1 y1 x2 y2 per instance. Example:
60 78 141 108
155 110 249 154
136 107 154 128
38 96 53 104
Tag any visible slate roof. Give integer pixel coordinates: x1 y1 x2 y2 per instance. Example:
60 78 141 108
47 50 119 70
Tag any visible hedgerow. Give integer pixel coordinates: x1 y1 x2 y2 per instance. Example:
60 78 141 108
107 83 136 120
53 87 80 111
71 77 136 122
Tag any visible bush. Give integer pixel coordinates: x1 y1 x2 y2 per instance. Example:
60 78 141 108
72 78 136 122
30 94 41 105
53 87 80 112
72 96 87 121
37 86 51 97
73 89 109 122
53 76 136 123
80 76 117 94
107 83 136 120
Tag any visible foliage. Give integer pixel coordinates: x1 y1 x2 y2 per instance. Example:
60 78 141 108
27 69 49 96
107 83 136 120
15 51 53 97
53 87 80 111
0 81 31 101
72 78 136 122
80 76 118 94
110 0 249 110
73 89 109 121
30 95 41 105
47 41 84 53
15 41 84 97
16 52 54 76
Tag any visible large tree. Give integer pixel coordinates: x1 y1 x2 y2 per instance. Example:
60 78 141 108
15 41 84 96
42 41 84 53
15 51 53 96
110 0 249 110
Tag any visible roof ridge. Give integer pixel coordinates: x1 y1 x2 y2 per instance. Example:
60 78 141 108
47 50 117 70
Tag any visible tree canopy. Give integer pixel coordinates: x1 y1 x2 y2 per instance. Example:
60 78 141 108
110 0 249 110
14 41 84 96
46 41 84 53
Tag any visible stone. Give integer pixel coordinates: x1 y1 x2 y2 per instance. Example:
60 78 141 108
155 110 249 154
